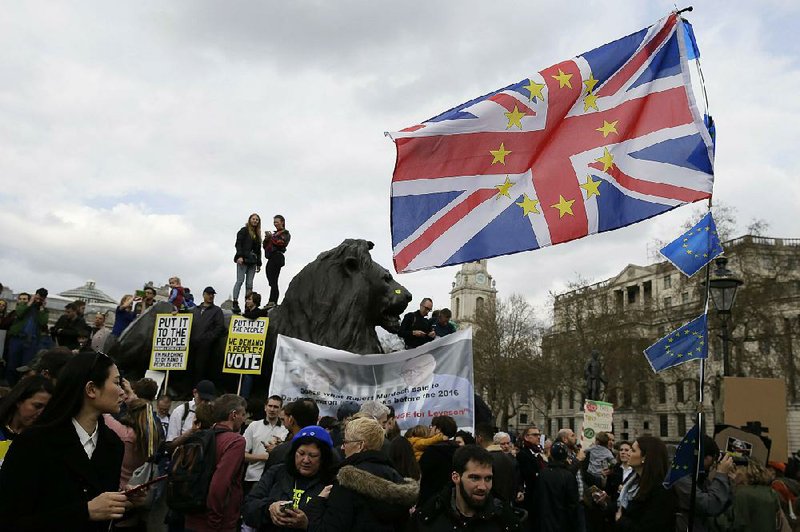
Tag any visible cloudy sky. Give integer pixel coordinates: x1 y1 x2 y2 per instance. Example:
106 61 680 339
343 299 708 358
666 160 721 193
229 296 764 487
1 0 798 321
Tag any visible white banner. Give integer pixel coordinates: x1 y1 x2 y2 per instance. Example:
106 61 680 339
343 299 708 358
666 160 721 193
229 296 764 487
270 328 475 431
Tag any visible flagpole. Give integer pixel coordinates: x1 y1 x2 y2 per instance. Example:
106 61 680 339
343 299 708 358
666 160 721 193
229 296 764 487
688 201 713 532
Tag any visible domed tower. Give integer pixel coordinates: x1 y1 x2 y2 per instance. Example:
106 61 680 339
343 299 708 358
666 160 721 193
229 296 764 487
449 260 497 323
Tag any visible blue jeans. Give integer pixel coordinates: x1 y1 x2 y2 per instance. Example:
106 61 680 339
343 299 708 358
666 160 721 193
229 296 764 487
233 262 256 303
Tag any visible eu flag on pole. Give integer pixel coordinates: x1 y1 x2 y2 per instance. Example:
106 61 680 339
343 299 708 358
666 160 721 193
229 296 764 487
664 424 700 488
660 211 723 277
387 13 715 273
644 314 707 372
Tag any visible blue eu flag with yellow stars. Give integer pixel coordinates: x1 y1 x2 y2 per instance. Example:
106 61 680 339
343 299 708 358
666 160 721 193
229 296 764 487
664 424 700 488
644 314 707 372
660 212 723 277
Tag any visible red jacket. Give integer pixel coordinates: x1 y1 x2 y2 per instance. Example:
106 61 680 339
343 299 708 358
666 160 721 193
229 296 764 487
185 429 245 532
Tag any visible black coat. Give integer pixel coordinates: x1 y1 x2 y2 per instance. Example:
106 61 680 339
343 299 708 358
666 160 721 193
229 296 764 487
0 417 124 531
417 440 460 506
617 484 676 532
412 486 526 531
535 461 580 532
305 450 418 532
235 226 262 267
398 311 433 349
242 463 327 531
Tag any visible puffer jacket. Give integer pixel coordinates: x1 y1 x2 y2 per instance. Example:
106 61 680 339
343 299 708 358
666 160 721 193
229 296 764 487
306 450 418 531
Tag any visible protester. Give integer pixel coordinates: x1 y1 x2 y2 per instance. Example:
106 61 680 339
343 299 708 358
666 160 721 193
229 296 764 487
156 394 172 435
51 302 90 349
474 423 519 503
243 425 336 531
517 425 546 522
243 394 289 493
263 214 291 308
455 429 476 446
14 346 73 384
167 276 185 313
531 441 578 531
417 415 460 505
0 374 54 440
712 458 786 531
389 435 421 480
89 312 109 352
585 431 616 488
112 295 138 337
232 213 263 315
166 379 217 441
5 288 49 385
398 298 435 349
431 308 456 337
614 435 675 531
406 424 443 461
673 435 734 532
264 398 320 470
188 287 225 385
184 394 248 532
243 291 270 319
133 286 157 316
305 416 419 531
413 444 526 531
0 351 136 530
385 405 401 441
131 377 158 401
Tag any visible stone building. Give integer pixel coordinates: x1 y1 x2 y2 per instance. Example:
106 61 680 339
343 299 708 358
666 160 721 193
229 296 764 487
526 234 800 453
450 260 497 323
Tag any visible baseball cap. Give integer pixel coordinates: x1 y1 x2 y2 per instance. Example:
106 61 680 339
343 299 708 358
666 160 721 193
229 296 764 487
292 425 334 449
195 380 217 401
203 286 216 295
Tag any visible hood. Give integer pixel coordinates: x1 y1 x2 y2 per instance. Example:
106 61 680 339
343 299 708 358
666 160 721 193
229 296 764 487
337 465 419 508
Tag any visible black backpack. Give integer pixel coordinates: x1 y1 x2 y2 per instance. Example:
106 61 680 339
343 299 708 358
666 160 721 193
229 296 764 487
166 427 229 514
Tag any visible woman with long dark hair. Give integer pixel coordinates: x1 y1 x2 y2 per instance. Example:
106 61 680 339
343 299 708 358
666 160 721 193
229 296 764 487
0 374 54 441
616 435 675 531
233 213 263 314
263 214 290 308
0 351 133 530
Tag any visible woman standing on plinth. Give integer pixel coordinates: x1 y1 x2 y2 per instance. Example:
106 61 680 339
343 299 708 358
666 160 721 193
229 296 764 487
232 213 263 314
263 214 290 308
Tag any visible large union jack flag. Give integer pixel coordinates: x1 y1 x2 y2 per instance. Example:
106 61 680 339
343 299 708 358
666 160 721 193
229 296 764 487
387 13 714 273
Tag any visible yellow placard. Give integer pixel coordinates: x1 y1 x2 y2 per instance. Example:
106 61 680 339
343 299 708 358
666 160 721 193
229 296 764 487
149 313 193 371
223 317 268 375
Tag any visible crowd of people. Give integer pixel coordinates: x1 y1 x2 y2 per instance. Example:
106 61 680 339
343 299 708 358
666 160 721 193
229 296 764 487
0 344 797 531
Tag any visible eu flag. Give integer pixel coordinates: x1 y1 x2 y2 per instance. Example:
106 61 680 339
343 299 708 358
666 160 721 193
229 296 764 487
644 314 707 372
664 424 700 488
660 212 723 277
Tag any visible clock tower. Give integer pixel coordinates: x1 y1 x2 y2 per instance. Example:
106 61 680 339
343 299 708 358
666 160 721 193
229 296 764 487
449 260 497 323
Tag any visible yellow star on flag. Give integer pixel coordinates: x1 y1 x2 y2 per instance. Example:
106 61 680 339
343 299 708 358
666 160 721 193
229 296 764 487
583 73 599 94
505 106 526 130
495 177 514 198
596 120 618 138
552 69 573 89
551 195 575 218
596 148 615 172
583 93 599 112
579 175 602 198
523 79 545 102
516 194 540 216
490 143 512 165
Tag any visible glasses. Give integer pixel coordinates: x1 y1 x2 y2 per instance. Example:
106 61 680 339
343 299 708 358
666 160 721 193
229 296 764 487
527 433 541 437
341 439 363 446
422 305 433 311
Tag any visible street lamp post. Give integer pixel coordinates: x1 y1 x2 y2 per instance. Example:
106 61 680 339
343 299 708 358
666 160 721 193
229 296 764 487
706 257 744 377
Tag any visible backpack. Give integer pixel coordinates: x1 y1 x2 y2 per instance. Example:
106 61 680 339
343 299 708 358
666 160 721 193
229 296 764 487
166 427 228 514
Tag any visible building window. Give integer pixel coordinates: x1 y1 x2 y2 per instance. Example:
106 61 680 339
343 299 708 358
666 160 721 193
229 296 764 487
682 292 689 304
557 392 563 410
676 381 685 403
659 414 669 437
657 382 666 403
664 296 672 307
520 390 529 403
623 420 629 429
623 389 632 405
476 297 484 312
643 421 650 430
569 417 575 432
759 338 771 355
519 413 528 425
569 392 574 410
455 297 460 318
614 290 624 311
677 414 686 436
638 382 648 403
621 432 629 441
663 275 672 289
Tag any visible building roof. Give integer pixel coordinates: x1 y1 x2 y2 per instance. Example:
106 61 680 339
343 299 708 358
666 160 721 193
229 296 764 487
58 280 117 304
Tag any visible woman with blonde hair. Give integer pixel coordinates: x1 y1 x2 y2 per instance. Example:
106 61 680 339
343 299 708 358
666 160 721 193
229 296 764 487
715 458 786 530
306 416 418 531
232 213 262 314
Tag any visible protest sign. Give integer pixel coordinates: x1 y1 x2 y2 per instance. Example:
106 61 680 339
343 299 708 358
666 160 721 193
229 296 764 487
149 313 192 371
270 328 475 431
223 317 268 374
581 399 614 449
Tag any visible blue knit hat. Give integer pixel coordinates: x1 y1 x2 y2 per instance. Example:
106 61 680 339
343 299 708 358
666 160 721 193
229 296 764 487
291 425 333 448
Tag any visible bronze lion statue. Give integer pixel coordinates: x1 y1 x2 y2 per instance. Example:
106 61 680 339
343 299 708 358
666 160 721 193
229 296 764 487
109 239 412 396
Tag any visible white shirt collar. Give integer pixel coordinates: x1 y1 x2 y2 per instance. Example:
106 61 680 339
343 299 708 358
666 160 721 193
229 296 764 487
72 418 99 459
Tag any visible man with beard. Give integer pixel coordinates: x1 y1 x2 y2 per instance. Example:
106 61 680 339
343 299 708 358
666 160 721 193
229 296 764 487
413 445 527 531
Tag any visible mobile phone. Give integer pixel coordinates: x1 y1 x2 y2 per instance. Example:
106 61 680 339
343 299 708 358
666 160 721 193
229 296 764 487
280 502 294 512
135 289 145 297
122 474 168 496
